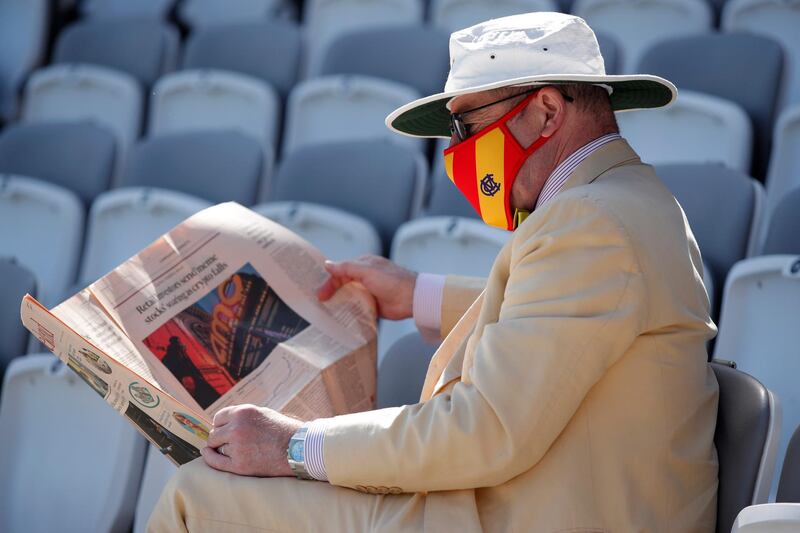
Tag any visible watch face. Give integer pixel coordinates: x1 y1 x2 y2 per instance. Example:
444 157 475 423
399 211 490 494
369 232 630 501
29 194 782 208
289 438 305 462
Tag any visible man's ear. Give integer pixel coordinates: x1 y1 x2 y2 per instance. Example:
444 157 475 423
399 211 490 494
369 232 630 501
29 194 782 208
535 87 567 138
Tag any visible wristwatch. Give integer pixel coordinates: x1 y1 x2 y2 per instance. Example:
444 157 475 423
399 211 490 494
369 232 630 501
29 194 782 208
287 425 314 480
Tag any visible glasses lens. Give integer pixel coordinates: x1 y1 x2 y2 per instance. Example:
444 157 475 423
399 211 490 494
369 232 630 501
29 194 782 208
450 115 467 142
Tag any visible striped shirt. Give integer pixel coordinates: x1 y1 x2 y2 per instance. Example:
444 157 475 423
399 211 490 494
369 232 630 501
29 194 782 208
303 132 623 482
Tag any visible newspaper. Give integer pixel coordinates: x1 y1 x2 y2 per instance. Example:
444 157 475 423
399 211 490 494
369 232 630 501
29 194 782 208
19 202 378 466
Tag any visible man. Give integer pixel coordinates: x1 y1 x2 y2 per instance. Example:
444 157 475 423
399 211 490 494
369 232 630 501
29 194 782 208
150 12 719 532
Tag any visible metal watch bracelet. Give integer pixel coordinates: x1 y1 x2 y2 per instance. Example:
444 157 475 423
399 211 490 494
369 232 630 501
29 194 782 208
287 425 314 480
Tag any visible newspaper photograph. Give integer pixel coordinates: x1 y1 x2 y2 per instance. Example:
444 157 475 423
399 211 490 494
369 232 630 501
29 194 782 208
20 202 378 465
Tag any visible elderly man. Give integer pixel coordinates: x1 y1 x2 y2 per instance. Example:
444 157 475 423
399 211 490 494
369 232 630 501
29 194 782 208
150 12 718 532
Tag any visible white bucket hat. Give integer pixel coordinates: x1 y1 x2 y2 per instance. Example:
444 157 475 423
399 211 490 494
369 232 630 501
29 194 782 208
386 11 677 138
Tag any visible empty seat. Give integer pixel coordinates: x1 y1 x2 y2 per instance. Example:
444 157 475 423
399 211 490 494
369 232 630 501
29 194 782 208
22 64 143 151
765 105 800 214
638 33 783 179
253 202 382 261
0 176 83 305
0 259 37 382
762 188 800 256
595 32 621 76
149 70 280 148
714 255 800 499
722 0 800 110
779 425 800 503
377 332 437 408
318 26 450 96
80 188 212 283
283 76 422 156
272 139 427 247
54 19 179 88
0 122 116 203
427 160 481 219
303 0 424 77
712 362 781 533
430 0 558 33
177 0 295 29
573 0 712 74
183 21 301 98
656 164 764 313
80 0 176 19
121 131 266 205
0 355 147 532
618 90 753 173
0 0 49 121
133 446 177 533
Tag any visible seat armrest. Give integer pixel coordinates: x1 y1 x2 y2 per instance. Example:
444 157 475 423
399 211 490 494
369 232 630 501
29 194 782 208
732 503 800 532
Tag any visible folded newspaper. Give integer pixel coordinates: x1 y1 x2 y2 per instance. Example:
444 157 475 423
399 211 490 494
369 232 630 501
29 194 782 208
19 202 378 466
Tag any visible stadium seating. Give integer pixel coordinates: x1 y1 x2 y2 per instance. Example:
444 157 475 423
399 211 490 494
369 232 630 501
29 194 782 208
765 105 800 214
595 33 620 75
149 70 281 148
0 122 116 203
617 90 753 173
638 33 784 179
0 0 49 121
302 0 424 77
712 362 781 533
271 139 427 247
22 64 144 154
252 202 382 261
0 258 36 383
427 161 481 218
54 19 180 88
762 188 800 255
779 426 800 503
722 0 800 111
183 21 302 98
377 332 437 408
121 131 267 205
0 176 83 305
177 0 295 29
282 76 423 156
79 188 213 284
572 0 712 74
0 354 147 532
715 255 800 498
429 0 558 33
80 0 176 19
317 26 450 97
133 446 177 533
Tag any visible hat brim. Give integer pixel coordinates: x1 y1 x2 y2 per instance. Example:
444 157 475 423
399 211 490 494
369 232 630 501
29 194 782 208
385 74 677 138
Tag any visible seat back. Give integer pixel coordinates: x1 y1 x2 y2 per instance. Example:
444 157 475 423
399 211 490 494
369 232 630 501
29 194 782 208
80 0 176 19
272 139 426 247
778 425 800 502
283 75 422 156
0 259 37 378
318 26 450 96
573 0 712 73
54 19 179 87
765 106 800 215
429 0 557 33
427 161 481 219
0 0 49 120
177 0 294 29
132 445 178 533
763 188 800 255
183 21 301 98
712 362 780 533
377 332 437 408
638 32 783 178
149 70 280 148
595 32 620 75
0 122 116 204
121 131 265 205
618 90 753 174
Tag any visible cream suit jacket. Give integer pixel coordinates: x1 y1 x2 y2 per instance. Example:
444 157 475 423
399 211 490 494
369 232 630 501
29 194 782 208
322 139 719 532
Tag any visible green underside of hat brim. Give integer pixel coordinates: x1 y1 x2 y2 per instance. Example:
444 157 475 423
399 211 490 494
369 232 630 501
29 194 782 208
391 79 673 138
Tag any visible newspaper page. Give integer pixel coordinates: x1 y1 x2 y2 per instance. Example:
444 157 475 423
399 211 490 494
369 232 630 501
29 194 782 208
20 202 378 464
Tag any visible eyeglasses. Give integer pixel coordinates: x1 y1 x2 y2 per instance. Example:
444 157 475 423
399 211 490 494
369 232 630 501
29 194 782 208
448 87 574 142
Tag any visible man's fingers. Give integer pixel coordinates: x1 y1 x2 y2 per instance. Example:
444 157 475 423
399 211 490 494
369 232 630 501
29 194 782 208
207 425 230 448
201 446 234 472
212 406 234 427
316 274 342 301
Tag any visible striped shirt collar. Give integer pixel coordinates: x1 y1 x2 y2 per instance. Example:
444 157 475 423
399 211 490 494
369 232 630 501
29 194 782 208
534 133 622 210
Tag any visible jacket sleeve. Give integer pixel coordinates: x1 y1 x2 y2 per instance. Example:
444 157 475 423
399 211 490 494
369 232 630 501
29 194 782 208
321 196 647 492
439 275 486 339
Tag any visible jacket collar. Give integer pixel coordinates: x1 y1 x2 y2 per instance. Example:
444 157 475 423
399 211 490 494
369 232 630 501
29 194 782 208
556 138 641 197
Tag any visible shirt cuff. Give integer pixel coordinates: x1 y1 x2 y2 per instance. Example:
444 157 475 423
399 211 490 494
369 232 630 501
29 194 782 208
412 273 446 338
304 418 329 481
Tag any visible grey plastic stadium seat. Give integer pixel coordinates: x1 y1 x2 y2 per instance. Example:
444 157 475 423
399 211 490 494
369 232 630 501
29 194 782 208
377 332 437 408
763 188 800 255
80 0 176 19
656 163 763 313
638 33 783 178
0 122 116 203
427 168 481 219
0 258 37 383
712 362 780 533
778 426 800 502
121 131 264 205
183 21 302 98
318 26 450 96
272 140 427 247
54 19 180 87
595 32 620 76
178 0 295 30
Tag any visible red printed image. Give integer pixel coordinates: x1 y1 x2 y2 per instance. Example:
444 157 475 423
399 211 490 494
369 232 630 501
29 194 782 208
142 263 310 409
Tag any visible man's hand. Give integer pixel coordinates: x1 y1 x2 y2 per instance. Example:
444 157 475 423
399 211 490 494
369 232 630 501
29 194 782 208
202 404 303 477
317 255 418 320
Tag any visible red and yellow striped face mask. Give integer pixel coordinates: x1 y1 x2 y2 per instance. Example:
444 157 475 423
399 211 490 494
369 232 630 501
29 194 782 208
443 91 551 231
